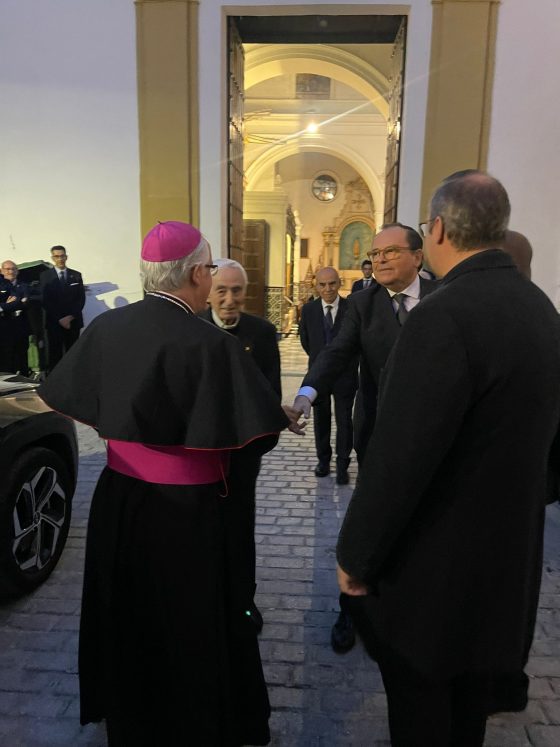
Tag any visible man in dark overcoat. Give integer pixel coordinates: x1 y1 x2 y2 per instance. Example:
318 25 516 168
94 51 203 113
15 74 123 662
298 266 358 486
291 224 438 654
200 257 281 631
336 171 560 745
40 245 85 372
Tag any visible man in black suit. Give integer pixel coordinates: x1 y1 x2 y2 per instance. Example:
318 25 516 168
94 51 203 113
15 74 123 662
200 257 281 632
292 224 438 654
336 171 560 745
351 259 373 293
299 267 358 486
40 245 85 373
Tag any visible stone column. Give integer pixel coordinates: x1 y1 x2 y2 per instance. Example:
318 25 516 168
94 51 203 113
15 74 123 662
135 0 200 237
420 0 501 215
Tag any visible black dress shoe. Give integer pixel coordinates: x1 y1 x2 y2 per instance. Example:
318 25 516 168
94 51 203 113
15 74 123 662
336 468 349 485
247 602 264 633
331 609 356 653
314 462 330 477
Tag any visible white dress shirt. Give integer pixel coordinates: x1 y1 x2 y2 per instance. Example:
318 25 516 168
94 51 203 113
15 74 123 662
386 274 421 314
321 294 340 323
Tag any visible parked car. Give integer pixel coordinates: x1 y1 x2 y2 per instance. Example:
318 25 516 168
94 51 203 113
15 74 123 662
0 374 78 600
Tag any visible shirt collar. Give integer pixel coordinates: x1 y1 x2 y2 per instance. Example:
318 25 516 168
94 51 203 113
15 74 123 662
321 295 340 312
211 308 240 330
385 274 421 299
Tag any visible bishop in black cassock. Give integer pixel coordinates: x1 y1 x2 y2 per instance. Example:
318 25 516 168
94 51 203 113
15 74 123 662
40 222 288 747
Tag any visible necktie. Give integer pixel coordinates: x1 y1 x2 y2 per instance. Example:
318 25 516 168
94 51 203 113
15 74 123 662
59 270 66 283
364 279 370 288
324 305 334 342
393 293 409 325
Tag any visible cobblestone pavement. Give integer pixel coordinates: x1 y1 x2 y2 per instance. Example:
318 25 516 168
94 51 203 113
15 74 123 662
0 335 559 746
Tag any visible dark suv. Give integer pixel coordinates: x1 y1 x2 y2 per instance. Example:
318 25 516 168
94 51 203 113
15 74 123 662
0 374 78 600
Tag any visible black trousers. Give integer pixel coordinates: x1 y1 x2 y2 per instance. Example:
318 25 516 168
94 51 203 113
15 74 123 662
46 322 80 372
0 335 29 375
377 653 489 747
313 392 354 467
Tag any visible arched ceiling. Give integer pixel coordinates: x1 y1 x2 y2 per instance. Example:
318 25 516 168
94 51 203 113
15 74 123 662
245 45 390 119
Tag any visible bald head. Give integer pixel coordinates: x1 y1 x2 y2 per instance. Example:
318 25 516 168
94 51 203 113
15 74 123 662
315 267 341 305
501 230 533 279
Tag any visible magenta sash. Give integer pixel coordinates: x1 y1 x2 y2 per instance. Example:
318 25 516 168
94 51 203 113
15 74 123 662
107 440 230 485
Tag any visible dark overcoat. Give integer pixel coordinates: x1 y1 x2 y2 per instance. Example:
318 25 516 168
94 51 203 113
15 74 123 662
302 277 437 458
337 250 560 679
199 308 281 398
299 296 358 398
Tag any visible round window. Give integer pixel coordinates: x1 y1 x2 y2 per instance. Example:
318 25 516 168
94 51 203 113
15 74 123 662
312 174 337 202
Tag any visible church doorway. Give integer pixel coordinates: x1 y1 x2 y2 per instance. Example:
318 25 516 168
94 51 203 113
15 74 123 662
226 12 407 330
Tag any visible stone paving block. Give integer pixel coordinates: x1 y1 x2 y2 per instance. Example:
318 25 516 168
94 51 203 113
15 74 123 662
483 724 532 746
526 724 560 746
528 676 557 699
542 699 560 724
22 650 78 674
489 700 547 726
527 657 560 678
551 678 560 696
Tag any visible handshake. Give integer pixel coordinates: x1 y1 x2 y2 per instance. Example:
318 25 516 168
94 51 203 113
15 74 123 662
282 395 312 435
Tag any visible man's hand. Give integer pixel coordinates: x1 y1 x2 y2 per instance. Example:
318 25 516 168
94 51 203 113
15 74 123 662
282 405 307 433
293 394 312 419
6 295 17 304
336 562 368 596
58 315 74 330
285 395 312 435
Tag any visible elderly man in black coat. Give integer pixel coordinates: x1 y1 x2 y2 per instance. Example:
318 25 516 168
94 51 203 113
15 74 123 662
336 171 560 745
200 257 282 632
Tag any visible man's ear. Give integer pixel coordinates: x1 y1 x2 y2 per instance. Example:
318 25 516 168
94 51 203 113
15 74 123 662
433 216 445 244
414 250 424 268
190 263 202 287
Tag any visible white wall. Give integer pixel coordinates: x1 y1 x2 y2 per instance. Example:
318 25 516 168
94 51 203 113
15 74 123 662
0 0 141 321
199 1 433 256
487 0 560 307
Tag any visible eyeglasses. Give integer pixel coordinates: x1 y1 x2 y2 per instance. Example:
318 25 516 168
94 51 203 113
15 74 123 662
418 219 435 238
205 264 219 276
367 246 413 262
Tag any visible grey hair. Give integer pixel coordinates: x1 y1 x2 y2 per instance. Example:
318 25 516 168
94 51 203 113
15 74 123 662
214 258 248 286
429 170 510 251
140 236 210 292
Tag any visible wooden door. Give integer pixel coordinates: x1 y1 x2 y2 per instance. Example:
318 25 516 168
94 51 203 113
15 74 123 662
383 18 407 224
227 18 245 265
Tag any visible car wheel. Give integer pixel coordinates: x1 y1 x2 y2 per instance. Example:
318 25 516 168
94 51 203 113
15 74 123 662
0 447 73 600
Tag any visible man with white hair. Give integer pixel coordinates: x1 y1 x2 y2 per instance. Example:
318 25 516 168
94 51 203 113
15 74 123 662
201 258 281 397
39 222 288 747
200 257 281 632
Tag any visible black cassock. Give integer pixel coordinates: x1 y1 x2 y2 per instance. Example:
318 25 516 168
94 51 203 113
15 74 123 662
39 293 289 747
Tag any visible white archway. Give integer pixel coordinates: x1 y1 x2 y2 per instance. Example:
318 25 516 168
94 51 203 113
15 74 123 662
245 135 384 216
